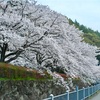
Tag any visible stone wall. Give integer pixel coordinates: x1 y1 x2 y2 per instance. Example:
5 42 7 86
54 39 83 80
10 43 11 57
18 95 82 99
0 80 66 100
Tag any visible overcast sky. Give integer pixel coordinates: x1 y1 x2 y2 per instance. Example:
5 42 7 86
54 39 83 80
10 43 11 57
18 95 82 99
36 0 100 32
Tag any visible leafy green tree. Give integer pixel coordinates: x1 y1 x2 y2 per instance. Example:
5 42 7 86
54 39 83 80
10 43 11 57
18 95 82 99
68 18 74 25
74 20 80 28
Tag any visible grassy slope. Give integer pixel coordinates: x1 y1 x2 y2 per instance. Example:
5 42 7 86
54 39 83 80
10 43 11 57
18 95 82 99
0 63 52 80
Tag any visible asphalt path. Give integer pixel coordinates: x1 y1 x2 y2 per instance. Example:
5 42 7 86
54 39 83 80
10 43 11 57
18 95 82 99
86 91 100 100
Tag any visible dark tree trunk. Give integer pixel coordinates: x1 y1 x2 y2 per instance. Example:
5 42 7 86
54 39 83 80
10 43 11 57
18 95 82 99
0 43 8 62
0 43 23 63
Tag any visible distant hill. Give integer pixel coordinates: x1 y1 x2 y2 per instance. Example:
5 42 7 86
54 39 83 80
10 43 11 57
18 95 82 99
68 18 100 47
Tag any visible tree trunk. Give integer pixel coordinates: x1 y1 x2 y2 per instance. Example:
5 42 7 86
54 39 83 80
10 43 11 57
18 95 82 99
0 43 8 62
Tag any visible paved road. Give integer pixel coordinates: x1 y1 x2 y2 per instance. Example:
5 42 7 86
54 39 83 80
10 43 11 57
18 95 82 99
86 91 100 100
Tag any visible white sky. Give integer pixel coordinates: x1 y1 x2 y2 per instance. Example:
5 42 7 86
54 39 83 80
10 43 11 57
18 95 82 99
36 0 100 31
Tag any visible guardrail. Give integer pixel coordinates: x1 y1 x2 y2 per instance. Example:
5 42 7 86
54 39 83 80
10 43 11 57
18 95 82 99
43 83 100 100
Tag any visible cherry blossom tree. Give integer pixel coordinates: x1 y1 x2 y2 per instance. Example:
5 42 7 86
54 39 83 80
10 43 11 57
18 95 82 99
0 0 99 83
0 0 60 65
0 31 48 63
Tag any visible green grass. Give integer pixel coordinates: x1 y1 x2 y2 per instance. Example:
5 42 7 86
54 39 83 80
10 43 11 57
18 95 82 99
0 63 52 80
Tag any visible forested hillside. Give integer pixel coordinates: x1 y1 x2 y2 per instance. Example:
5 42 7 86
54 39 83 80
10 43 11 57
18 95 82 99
68 18 100 47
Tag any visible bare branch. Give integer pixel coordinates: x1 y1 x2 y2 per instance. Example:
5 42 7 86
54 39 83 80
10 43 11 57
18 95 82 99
5 49 23 63
23 53 35 63
26 8 39 17
5 49 23 58
32 15 43 26
42 21 48 26
12 22 21 28
42 56 52 62
36 51 53 66
22 35 44 48
29 33 39 38
2 3 8 15
50 15 59 27
7 0 18 7
20 0 27 21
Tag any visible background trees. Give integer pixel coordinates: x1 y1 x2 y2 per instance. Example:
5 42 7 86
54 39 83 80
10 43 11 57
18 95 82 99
68 18 100 47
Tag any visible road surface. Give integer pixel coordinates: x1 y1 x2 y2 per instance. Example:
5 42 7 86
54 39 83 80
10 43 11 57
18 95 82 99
86 91 100 100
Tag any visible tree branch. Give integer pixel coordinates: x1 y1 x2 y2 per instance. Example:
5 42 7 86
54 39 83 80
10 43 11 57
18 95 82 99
5 49 23 58
23 36 44 48
50 15 59 27
5 50 23 63
42 56 53 62
20 0 27 21
2 3 8 15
